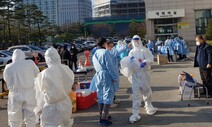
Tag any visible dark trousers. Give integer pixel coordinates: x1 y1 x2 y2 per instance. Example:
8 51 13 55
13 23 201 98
167 49 173 62
199 68 212 95
70 61 77 70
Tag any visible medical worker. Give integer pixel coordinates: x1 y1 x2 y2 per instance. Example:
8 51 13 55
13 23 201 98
180 37 188 60
165 37 174 62
106 40 127 106
92 38 118 126
155 37 163 54
3 49 39 127
34 47 74 127
90 40 126 106
147 39 154 54
173 37 183 60
120 35 157 124
116 40 129 61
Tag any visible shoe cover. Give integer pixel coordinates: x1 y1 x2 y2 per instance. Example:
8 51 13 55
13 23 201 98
129 114 141 124
145 104 157 115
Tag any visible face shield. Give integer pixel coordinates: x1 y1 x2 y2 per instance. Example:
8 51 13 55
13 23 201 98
131 35 143 49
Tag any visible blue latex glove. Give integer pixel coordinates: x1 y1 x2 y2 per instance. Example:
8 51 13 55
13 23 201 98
140 62 146 68
130 56 135 62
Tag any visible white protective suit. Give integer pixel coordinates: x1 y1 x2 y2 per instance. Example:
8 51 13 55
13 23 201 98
3 49 39 127
120 35 157 123
35 47 74 127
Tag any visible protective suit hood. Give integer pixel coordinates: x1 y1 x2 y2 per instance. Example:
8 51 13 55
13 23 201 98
131 35 143 50
12 49 26 62
45 47 61 67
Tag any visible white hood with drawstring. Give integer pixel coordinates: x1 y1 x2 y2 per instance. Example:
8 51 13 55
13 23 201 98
3 49 39 127
35 47 74 127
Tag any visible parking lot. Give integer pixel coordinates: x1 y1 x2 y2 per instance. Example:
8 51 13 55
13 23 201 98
1 53 212 127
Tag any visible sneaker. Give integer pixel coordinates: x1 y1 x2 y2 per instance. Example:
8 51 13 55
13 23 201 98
99 119 112 126
129 114 141 124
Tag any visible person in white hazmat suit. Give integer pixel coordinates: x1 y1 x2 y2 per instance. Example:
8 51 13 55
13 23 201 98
120 35 157 123
34 47 74 127
3 49 40 127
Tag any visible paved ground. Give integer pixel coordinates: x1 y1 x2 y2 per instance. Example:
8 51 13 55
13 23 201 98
1 53 212 127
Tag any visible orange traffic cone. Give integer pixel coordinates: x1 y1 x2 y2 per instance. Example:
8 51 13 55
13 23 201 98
84 50 90 66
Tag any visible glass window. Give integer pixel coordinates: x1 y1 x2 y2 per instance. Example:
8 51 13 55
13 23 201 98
195 9 212 34
0 53 6 58
21 47 30 51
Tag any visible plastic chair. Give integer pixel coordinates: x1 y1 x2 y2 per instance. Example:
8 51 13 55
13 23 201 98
181 71 209 106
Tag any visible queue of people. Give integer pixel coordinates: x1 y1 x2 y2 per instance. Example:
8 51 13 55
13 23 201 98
155 36 188 62
2 34 212 127
55 44 78 70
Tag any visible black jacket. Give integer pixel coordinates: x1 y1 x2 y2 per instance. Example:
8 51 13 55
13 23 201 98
60 49 70 60
194 43 212 69
70 45 78 62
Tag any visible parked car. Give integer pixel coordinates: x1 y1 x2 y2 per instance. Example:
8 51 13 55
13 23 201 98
0 50 12 69
74 43 83 52
7 45 45 62
75 43 86 51
83 41 96 48
0 58 5 69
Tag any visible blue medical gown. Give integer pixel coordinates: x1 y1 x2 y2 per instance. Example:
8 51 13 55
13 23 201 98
90 47 126 92
92 49 118 104
147 41 154 54
116 45 129 61
181 40 188 55
91 47 98 56
109 48 121 92
173 38 183 54
165 39 174 55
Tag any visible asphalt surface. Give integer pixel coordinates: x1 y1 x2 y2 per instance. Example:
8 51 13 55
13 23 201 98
0 53 212 127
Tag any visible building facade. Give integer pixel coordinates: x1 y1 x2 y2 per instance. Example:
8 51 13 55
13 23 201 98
87 0 145 37
93 0 145 18
145 0 212 43
23 0 92 26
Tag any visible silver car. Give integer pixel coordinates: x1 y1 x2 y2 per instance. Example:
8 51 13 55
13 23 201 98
0 58 4 69
7 45 45 61
0 50 12 69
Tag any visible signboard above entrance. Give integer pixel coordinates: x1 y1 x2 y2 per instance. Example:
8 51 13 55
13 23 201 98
147 9 185 19
178 22 190 29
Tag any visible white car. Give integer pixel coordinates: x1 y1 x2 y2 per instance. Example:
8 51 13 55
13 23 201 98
0 50 12 69
83 41 96 48
7 45 45 61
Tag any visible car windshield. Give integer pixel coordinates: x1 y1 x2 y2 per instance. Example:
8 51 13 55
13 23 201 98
28 45 42 50
1 51 13 56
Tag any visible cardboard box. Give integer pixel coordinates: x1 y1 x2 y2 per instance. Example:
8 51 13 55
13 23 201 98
69 90 77 113
157 55 168 65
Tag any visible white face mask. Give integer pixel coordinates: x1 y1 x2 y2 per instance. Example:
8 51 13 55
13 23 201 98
133 41 139 47
196 41 200 46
